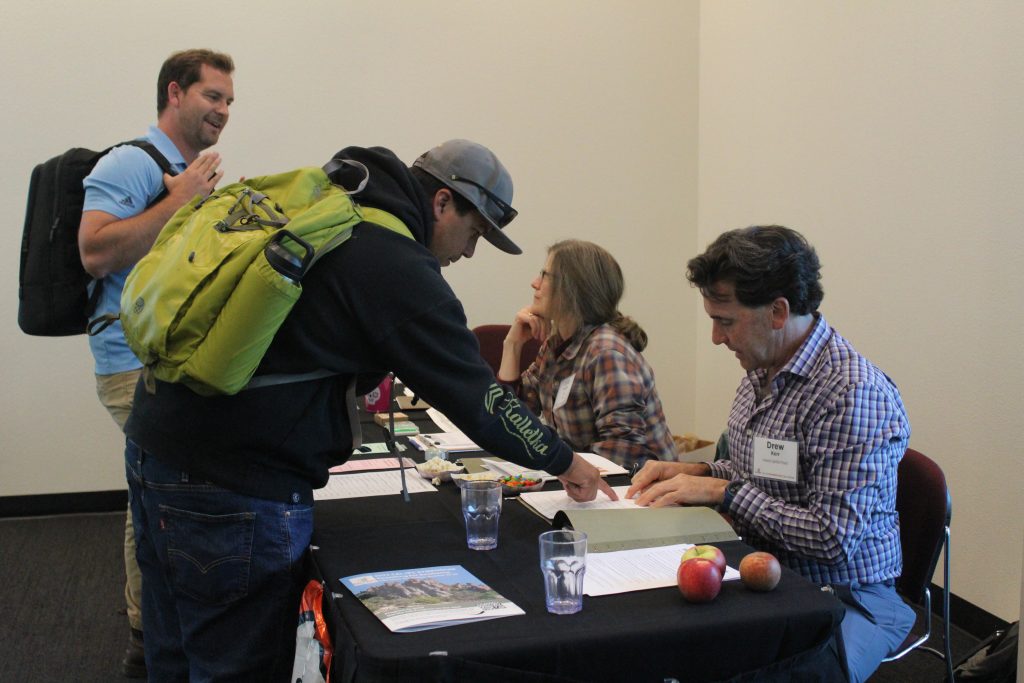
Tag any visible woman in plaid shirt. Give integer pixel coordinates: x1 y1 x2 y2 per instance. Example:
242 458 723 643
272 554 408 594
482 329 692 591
497 240 677 470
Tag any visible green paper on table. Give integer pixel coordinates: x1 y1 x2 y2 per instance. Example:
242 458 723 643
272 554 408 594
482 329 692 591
390 421 419 436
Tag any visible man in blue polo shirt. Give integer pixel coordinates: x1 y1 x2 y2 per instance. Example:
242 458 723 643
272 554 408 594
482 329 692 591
628 225 915 682
78 47 234 678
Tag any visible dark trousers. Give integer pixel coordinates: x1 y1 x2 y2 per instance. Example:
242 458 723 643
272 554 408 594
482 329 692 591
127 441 313 682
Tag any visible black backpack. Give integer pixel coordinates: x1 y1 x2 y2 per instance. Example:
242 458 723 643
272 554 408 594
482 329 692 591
955 621 1018 682
18 140 173 336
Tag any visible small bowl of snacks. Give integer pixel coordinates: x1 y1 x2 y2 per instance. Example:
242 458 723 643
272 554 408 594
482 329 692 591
451 471 501 488
498 474 545 495
415 456 465 482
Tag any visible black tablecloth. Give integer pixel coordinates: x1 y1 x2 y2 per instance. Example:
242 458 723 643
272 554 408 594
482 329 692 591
308 409 845 682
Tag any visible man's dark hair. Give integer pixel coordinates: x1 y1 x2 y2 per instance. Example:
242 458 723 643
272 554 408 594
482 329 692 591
157 49 235 114
409 167 475 215
686 225 824 315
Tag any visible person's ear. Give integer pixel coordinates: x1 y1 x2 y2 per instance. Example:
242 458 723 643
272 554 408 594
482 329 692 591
770 297 790 329
167 81 184 109
432 188 452 221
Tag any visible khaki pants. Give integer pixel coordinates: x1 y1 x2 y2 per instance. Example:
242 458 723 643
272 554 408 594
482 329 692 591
96 368 143 632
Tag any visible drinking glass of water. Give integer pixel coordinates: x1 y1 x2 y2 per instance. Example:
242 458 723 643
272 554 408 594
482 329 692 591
461 480 502 550
538 529 587 614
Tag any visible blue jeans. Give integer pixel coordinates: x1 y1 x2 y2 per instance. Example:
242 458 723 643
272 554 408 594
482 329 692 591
834 582 916 683
126 441 313 682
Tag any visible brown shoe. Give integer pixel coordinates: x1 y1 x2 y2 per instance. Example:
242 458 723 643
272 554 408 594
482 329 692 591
122 628 146 679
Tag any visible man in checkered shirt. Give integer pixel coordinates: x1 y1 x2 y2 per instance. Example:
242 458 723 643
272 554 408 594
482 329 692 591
627 225 915 682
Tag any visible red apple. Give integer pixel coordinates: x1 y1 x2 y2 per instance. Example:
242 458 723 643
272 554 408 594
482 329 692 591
739 551 782 592
676 557 723 603
681 544 727 577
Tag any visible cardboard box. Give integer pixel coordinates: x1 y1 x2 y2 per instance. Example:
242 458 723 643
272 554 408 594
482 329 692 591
676 440 715 463
672 436 716 464
374 411 407 427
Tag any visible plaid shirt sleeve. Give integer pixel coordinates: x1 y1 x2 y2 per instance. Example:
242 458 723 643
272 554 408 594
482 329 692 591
519 338 549 416
587 347 664 468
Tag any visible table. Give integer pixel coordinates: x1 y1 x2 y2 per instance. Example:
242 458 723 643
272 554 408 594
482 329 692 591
308 411 845 682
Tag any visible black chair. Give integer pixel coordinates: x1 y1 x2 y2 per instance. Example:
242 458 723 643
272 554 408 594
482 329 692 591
881 447 954 681
472 324 541 378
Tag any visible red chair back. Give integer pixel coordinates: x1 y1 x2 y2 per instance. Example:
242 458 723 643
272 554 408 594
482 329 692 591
894 448 952 604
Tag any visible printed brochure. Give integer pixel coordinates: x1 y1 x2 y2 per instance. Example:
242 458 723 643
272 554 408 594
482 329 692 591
340 565 524 632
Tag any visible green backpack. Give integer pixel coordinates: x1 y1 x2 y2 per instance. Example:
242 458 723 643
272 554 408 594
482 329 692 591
114 163 411 396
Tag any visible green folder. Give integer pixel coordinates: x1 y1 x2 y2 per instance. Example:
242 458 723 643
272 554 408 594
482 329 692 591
553 507 739 552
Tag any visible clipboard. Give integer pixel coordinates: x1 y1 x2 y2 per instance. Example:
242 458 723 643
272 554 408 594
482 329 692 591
553 507 739 553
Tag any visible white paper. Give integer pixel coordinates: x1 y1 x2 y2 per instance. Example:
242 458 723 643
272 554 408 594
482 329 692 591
314 470 437 500
329 457 417 474
578 452 629 476
425 408 459 434
480 452 628 482
411 431 481 453
348 441 407 456
518 486 645 521
584 543 740 596
480 458 549 479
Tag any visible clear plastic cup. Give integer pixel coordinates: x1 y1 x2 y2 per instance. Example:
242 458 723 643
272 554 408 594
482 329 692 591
538 529 587 614
461 480 502 550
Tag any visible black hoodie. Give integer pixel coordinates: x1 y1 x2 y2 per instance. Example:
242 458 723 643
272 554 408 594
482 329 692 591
125 146 573 504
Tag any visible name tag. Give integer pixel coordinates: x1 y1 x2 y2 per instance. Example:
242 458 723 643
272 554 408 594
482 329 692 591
752 436 799 482
553 374 575 410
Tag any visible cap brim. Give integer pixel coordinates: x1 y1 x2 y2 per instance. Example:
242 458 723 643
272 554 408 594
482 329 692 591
482 225 522 255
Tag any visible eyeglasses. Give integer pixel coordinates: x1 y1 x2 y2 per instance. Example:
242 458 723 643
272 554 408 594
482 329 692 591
539 269 554 282
447 174 518 228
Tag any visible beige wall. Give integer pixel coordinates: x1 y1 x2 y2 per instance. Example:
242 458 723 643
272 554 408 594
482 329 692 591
0 5 698 493
2 1 1020 623
698 2 1023 622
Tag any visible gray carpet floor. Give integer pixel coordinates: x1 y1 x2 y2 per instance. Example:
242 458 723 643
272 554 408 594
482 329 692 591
0 512 129 682
0 511 980 681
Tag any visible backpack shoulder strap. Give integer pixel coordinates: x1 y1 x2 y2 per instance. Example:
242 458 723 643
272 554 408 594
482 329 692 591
306 205 413 271
360 207 414 239
119 140 176 177
85 140 180 335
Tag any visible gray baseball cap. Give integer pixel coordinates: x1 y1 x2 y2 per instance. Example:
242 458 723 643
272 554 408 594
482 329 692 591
413 139 521 255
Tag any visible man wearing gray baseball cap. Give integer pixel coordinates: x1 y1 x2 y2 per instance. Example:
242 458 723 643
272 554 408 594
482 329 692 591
125 138 614 681
412 138 521 257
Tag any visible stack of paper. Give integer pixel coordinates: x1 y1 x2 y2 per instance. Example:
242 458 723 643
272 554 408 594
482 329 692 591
409 431 482 453
585 544 741 596
479 452 628 481
516 488 741 597
314 470 436 500
519 486 640 519
518 488 739 548
329 457 416 474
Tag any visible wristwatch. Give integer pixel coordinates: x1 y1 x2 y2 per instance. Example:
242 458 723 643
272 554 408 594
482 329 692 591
720 479 744 512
